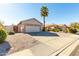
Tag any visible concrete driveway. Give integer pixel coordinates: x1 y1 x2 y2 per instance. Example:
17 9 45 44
16 32 78 56
9 32 79 56
26 32 59 36
31 32 78 50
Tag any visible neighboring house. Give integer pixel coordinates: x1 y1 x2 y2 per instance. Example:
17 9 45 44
17 18 43 32
45 24 59 30
5 25 14 32
45 24 68 31
58 24 68 30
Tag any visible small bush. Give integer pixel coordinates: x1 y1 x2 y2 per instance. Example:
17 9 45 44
45 28 49 32
8 31 15 35
63 27 77 33
42 27 45 31
63 28 70 33
52 28 60 32
42 27 50 32
69 28 77 34
70 22 79 32
0 29 7 43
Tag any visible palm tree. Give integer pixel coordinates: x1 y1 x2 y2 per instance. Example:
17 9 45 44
41 5 48 31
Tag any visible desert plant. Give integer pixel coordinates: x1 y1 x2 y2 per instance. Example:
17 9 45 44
45 28 48 32
0 29 7 43
69 28 77 33
70 22 79 32
63 28 70 33
52 28 60 32
8 31 15 35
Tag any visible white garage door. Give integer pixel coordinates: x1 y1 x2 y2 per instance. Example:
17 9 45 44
25 26 41 32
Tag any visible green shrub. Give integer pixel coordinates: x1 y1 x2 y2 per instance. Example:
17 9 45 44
52 28 60 32
63 27 77 33
45 28 48 32
0 29 7 43
42 27 45 31
8 31 15 35
70 22 79 32
69 28 77 33
42 27 50 32
63 28 70 33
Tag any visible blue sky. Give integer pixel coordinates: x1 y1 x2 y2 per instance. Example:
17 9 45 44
0 3 79 25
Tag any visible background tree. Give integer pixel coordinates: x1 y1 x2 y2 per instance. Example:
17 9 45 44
40 5 48 31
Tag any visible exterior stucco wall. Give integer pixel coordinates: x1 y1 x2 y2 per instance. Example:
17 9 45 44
18 24 24 32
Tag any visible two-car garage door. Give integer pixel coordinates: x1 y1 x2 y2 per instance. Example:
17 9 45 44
25 26 41 32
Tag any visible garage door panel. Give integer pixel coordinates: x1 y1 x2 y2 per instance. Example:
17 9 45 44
25 26 40 32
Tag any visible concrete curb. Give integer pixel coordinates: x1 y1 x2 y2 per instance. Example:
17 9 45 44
50 39 78 56
58 40 79 56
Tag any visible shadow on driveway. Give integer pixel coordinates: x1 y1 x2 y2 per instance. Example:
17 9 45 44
0 41 11 56
25 32 59 37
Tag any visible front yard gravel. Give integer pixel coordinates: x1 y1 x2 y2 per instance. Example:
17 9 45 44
0 33 39 55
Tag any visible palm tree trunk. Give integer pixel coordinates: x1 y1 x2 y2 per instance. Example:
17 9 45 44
43 16 45 31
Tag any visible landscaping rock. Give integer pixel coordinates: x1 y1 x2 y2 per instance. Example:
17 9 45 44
6 33 39 55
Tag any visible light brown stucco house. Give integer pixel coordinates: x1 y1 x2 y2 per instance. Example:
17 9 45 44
17 18 43 33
